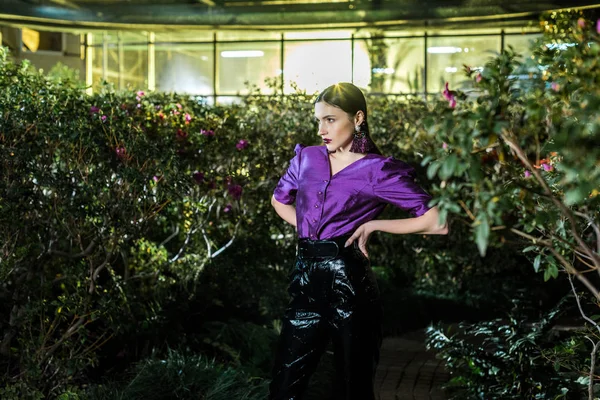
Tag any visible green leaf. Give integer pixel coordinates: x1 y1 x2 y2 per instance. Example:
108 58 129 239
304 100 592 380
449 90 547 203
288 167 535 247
475 215 490 257
439 154 458 180
533 254 541 273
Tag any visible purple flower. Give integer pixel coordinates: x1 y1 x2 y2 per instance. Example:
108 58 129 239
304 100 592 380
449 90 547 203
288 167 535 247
137 103 142 109
476 73 482 83
524 170 532 178
597 19 600 34
442 142 448 150
236 139 249 150
449 97 456 109
223 204 232 213
541 163 553 172
101 115 107 123
193 171 204 184
185 113 192 123
201 129 215 137
89 106 100 115
227 184 243 200
153 175 160 183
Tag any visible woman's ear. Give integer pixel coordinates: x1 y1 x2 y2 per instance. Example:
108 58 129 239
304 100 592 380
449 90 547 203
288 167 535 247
354 110 365 126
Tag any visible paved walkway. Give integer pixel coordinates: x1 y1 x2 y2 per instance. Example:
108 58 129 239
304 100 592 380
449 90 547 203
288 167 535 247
376 330 449 400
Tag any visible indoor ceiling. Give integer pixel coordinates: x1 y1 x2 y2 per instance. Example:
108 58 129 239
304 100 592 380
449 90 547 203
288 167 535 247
1 0 599 31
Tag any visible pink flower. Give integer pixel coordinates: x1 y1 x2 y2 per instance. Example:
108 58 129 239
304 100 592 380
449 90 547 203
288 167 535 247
236 139 249 150
442 142 448 150
476 73 482 83
101 115 107 123
443 82 457 108
153 176 160 183
192 171 204 184
137 91 145 97
597 19 600 34
442 82 453 101
201 129 215 137
89 106 100 115
551 82 560 92
176 103 182 110
541 163 553 172
185 113 192 123
524 170 532 178
223 204 232 213
115 146 127 160
227 184 243 200
578 18 586 28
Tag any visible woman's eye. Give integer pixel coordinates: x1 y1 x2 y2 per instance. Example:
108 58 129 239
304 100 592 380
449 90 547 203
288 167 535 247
327 118 335 123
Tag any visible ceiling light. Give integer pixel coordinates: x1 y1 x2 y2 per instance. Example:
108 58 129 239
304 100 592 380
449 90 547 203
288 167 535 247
427 47 463 54
220 50 264 58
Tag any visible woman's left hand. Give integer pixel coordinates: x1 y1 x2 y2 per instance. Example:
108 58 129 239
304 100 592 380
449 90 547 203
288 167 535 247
344 221 375 259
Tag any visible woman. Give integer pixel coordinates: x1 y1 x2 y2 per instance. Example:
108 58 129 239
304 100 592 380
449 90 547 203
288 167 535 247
270 82 448 400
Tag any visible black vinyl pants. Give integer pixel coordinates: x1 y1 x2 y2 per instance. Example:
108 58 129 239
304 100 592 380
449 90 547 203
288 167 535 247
269 238 383 400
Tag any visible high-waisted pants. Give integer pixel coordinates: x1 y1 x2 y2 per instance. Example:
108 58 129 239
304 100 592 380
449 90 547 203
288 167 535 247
269 237 383 400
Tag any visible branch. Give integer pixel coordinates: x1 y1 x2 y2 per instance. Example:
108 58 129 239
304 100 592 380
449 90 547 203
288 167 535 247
501 133 600 269
50 239 97 259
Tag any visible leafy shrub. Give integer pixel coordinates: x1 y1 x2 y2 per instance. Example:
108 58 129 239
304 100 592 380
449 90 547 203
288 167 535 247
86 349 268 400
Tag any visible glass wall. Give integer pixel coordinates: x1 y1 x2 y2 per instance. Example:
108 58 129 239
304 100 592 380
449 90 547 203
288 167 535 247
86 29 540 101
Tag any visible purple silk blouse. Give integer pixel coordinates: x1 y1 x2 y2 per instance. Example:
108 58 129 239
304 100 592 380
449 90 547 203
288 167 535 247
273 144 432 240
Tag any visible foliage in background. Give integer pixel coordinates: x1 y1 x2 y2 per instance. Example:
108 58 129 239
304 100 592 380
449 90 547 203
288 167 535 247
423 8 600 399
2 8 598 398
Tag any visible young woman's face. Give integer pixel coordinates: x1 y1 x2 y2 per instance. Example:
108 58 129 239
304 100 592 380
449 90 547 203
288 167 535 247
314 101 356 152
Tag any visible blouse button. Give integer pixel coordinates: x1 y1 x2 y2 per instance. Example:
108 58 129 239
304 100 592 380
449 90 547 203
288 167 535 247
314 204 319 208
318 191 322 195
312 218 317 223
323 180 328 183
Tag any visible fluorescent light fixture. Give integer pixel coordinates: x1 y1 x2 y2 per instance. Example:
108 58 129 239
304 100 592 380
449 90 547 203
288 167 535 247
427 47 463 54
221 50 264 58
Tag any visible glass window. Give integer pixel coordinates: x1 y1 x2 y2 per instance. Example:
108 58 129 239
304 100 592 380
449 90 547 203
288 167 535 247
354 37 425 94
218 31 281 41
155 31 214 43
156 44 214 95
120 31 148 44
105 43 119 88
284 30 352 40
90 46 105 92
505 33 541 61
427 35 501 93
283 40 352 95
122 45 148 90
217 41 281 95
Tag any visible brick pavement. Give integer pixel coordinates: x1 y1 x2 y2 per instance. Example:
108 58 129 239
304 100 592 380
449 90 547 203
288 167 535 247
376 330 449 400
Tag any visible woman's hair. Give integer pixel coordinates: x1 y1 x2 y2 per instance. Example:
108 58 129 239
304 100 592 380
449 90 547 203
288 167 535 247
314 82 381 154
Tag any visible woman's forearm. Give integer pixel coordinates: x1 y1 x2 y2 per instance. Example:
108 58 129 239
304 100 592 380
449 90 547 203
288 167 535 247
368 207 448 235
271 196 297 227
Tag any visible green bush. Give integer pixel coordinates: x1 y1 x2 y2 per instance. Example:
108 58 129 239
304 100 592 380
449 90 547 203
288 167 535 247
3 9 595 395
86 349 268 400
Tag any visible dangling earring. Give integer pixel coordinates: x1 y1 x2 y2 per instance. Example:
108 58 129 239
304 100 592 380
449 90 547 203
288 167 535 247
350 121 373 153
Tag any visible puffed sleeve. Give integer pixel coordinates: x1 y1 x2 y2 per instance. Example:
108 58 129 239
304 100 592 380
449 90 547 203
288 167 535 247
373 157 432 217
273 144 306 205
